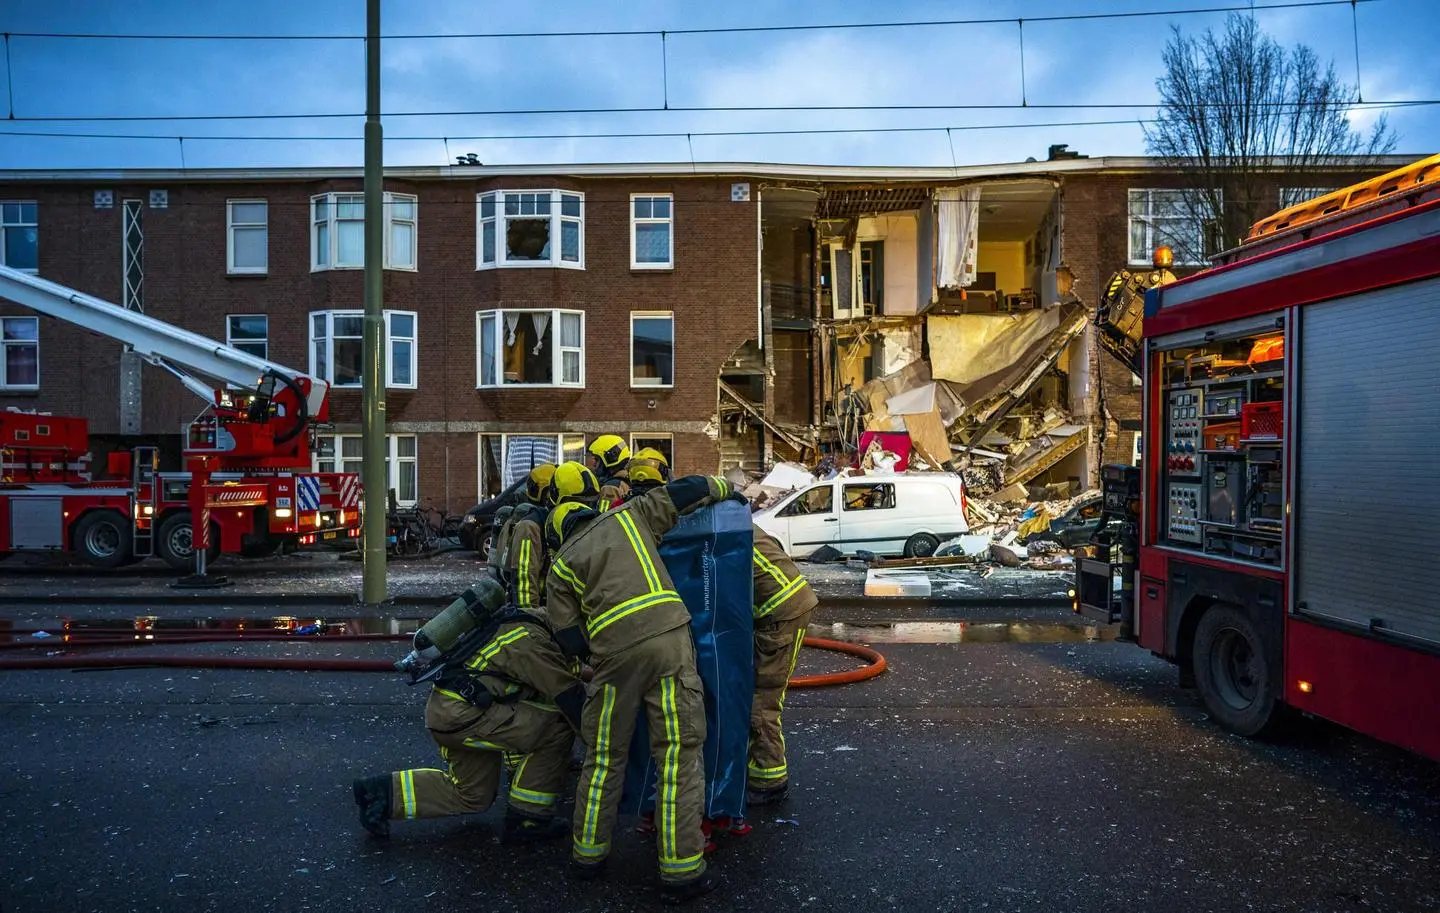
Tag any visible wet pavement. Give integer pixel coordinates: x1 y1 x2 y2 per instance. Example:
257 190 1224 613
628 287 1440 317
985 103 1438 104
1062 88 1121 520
2 628 1437 912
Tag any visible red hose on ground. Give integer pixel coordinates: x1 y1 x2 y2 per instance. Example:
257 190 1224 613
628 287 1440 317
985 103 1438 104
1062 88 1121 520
0 636 887 687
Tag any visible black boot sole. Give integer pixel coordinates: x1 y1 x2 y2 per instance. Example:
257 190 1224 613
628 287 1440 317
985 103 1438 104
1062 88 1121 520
660 876 716 905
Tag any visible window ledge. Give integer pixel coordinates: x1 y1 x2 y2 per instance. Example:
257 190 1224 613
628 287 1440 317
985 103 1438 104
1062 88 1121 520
310 265 414 273
630 383 675 390
630 264 675 272
226 271 269 279
476 384 586 391
0 387 40 395
477 262 586 271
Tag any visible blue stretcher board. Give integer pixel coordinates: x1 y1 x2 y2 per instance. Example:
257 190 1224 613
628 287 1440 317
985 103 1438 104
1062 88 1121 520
619 500 754 820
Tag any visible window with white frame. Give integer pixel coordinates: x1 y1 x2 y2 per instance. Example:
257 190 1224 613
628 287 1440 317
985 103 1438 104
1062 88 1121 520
478 432 587 500
1280 187 1338 209
1 316 39 389
630 433 673 469
226 200 268 274
630 193 673 268
226 314 268 360
310 192 417 271
476 309 584 388
1128 189 1219 266
0 201 38 272
476 190 584 269
314 434 418 506
630 312 674 387
309 310 418 388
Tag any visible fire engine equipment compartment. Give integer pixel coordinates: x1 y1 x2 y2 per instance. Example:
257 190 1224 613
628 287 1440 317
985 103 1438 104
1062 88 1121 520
1158 328 1285 567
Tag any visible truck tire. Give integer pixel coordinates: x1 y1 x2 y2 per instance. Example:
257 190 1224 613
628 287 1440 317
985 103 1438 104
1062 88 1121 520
904 532 940 558
73 510 133 569
1192 603 1279 738
155 511 221 571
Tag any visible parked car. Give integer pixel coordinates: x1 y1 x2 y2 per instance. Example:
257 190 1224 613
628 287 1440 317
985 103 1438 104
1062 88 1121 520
753 473 969 559
457 477 528 557
1017 492 1105 549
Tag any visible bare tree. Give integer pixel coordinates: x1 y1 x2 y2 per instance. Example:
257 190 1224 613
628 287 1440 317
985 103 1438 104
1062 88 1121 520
1142 13 1397 261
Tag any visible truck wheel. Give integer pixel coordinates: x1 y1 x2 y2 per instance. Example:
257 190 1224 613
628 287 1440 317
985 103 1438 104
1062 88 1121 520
155 512 221 571
73 510 133 569
903 532 940 558
1192 603 1279 738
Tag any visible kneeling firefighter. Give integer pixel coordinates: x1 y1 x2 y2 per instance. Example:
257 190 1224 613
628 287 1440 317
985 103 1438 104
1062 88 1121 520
587 434 631 510
545 474 743 903
746 525 819 805
353 576 586 844
503 463 556 610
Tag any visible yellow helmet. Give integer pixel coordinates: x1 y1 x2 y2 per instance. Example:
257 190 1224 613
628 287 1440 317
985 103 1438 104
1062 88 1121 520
548 461 600 505
627 462 665 486
547 501 597 550
525 463 556 503
588 434 630 473
635 447 670 478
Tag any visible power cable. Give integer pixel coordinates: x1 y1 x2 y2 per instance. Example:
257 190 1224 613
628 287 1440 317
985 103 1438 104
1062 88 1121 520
2 0 1373 41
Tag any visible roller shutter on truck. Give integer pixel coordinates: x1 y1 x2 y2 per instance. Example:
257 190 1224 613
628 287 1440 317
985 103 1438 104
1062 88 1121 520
1294 275 1440 647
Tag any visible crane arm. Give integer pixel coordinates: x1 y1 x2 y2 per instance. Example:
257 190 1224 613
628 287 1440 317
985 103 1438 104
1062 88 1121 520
0 264 329 416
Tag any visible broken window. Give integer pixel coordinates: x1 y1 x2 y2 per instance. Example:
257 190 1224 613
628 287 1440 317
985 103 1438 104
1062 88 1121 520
477 190 584 269
631 312 674 387
475 309 585 387
479 432 587 498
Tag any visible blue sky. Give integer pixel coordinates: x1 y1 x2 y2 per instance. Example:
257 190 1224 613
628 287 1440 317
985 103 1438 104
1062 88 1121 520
0 0 1436 169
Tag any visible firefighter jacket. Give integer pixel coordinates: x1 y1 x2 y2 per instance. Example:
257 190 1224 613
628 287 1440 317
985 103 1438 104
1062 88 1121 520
597 470 630 511
434 615 584 724
752 525 819 623
504 503 548 610
546 476 730 661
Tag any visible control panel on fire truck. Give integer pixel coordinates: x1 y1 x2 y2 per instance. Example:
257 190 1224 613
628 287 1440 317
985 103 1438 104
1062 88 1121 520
1157 330 1287 566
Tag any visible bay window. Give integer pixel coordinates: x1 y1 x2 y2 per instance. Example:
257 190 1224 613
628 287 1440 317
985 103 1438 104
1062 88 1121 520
476 309 584 388
311 192 417 271
309 310 418 389
478 433 587 500
314 434 418 506
476 190 584 269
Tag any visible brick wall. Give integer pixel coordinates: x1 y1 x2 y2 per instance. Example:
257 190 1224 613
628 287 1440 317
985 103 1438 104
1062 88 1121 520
0 175 760 514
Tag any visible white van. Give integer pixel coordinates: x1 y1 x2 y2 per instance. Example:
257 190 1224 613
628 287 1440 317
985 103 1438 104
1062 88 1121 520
753 473 969 559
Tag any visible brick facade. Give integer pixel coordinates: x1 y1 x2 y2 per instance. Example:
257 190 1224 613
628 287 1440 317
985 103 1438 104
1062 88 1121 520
0 174 759 514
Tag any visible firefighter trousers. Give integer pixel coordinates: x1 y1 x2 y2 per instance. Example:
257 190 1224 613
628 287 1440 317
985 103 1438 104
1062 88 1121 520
389 689 575 822
573 626 708 885
748 613 812 789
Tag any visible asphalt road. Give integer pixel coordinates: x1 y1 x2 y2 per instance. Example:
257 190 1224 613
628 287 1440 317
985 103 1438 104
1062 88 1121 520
2 631 1437 913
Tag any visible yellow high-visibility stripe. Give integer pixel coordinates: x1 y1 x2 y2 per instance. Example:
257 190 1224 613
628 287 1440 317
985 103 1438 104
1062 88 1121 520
753 546 790 586
658 676 681 869
615 511 663 592
461 737 506 751
756 575 806 620
551 557 586 594
464 626 529 671
509 785 559 807
748 761 788 778
517 539 533 606
586 590 683 638
580 684 616 851
433 687 468 703
400 770 417 819
598 498 612 512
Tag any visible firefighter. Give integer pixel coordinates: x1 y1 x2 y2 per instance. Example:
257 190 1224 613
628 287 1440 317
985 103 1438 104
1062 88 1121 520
616 461 665 502
544 474 742 903
352 599 586 844
503 463 555 610
634 446 671 480
490 464 555 587
746 524 819 806
587 434 631 509
548 460 602 509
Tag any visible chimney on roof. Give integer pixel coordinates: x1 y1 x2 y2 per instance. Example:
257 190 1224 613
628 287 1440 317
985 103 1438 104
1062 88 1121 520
1047 144 1086 161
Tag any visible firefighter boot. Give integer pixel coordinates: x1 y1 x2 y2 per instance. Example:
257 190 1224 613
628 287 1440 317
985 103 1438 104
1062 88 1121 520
352 776 391 838
569 857 608 881
501 811 569 846
660 874 717 906
746 781 789 807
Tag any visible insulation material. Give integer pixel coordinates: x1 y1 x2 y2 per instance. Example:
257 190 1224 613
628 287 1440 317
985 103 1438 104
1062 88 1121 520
903 405 951 468
880 325 923 376
927 309 1062 386
935 186 981 289
885 382 937 416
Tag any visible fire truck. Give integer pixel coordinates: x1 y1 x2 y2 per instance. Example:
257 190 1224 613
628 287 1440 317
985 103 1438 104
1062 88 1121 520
0 265 362 573
1078 153 1440 762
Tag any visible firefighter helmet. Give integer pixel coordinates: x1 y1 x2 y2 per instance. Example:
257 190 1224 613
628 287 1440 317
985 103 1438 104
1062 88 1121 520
525 463 557 504
627 463 665 487
547 501 597 550
634 447 670 479
588 434 631 473
548 461 600 506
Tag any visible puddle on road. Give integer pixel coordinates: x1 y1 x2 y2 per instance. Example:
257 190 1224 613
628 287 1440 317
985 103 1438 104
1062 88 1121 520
5 616 1113 647
813 621 1116 645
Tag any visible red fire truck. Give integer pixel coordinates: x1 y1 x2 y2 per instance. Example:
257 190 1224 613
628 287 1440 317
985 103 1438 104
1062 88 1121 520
0 266 362 573
1078 153 1440 762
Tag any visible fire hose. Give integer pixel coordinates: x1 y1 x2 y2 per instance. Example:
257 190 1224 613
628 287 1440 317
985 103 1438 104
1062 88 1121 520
0 633 887 689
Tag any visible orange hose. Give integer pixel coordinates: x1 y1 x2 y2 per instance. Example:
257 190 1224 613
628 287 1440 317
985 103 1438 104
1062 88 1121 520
789 636 887 688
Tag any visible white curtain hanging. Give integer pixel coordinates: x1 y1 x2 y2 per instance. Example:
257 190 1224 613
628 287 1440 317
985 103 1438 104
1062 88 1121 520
531 312 550 355
936 186 981 289
505 313 520 347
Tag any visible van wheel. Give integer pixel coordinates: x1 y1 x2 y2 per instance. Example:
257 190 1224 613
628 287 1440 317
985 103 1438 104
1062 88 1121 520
903 532 940 558
1192 603 1279 738
74 510 133 569
155 512 222 571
